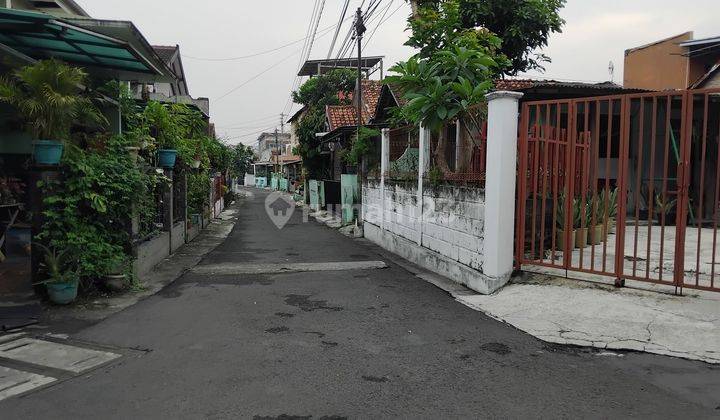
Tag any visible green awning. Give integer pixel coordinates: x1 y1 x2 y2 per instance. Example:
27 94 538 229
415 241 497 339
0 8 162 75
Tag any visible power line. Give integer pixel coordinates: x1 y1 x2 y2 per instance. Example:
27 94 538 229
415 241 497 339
305 0 327 65
327 0 351 59
298 0 321 72
217 113 283 127
182 23 338 62
364 1 403 52
283 0 326 116
215 51 301 102
216 17 341 103
226 126 279 141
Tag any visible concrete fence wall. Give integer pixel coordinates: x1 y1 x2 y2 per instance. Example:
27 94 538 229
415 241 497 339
362 91 522 295
363 180 485 271
244 173 255 186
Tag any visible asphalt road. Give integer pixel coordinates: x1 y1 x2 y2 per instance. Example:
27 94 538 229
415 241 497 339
2 188 719 419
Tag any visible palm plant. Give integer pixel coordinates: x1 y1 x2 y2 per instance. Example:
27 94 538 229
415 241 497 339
0 59 107 141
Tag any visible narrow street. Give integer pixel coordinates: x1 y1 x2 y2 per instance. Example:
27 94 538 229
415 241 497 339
0 188 716 418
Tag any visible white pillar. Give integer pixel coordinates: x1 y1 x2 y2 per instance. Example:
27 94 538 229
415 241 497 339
455 119 461 170
380 128 390 231
483 91 523 280
417 125 429 246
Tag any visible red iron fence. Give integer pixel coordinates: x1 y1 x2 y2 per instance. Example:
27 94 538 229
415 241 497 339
516 89 720 293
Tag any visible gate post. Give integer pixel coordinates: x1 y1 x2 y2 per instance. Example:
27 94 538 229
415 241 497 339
484 91 523 282
417 125 430 246
380 128 390 231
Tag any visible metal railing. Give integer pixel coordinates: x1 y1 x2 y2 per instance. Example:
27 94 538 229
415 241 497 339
516 89 720 293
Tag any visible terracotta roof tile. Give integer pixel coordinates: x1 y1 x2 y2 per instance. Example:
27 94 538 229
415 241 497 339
326 105 357 131
494 79 536 91
361 79 382 123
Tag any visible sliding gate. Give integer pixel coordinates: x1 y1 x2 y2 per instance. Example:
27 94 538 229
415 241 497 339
515 89 720 293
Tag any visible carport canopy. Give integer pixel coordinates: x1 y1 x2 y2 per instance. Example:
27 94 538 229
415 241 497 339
0 8 162 75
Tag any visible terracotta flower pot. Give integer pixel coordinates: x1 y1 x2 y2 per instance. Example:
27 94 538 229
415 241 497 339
588 224 604 245
575 227 589 248
557 229 577 251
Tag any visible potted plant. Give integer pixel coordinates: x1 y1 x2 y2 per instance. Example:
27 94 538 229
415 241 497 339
103 255 127 292
588 194 605 245
144 101 178 168
34 244 79 305
654 192 677 226
157 143 178 168
605 188 618 234
574 197 590 248
556 193 578 251
191 153 202 169
0 59 107 165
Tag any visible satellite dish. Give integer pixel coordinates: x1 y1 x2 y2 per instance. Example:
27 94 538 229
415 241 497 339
608 61 615 82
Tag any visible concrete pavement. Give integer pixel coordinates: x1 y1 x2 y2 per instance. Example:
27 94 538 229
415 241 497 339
1 187 718 418
457 273 720 364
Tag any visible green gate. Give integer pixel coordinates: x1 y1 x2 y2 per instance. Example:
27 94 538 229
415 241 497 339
340 174 358 224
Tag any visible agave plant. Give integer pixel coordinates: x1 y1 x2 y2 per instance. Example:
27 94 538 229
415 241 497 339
33 243 78 286
0 59 107 141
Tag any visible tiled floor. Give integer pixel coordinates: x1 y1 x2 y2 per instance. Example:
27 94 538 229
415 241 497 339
537 225 720 289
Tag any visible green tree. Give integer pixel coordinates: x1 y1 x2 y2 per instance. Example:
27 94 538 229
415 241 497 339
388 1 502 172
292 69 356 179
408 0 566 75
232 143 256 177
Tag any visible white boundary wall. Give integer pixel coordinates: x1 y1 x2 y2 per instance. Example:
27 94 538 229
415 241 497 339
362 91 522 294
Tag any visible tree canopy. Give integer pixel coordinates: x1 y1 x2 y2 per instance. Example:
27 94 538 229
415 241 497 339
292 69 356 179
408 0 566 75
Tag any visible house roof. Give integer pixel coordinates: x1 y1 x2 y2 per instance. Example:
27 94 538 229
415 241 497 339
152 45 178 64
298 56 384 77
326 105 358 131
625 32 693 55
679 35 720 48
151 44 189 95
494 78 628 92
690 63 720 89
287 105 308 124
64 17 174 83
279 155 302 164
62 0 90 16
360 79 382 123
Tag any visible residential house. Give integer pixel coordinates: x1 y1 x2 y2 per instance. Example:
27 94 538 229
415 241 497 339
321 79 383 180
0 4 216 310
286 106 307 150
624 32 720 90
1 0 89 17
61 18 211 119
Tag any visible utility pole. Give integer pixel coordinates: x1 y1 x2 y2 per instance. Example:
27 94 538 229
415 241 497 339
355 7 366 147
355 7 366 219
274 127 279 177
280 113 285 134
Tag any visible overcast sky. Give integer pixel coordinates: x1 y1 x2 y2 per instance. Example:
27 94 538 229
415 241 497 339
79 0 720 146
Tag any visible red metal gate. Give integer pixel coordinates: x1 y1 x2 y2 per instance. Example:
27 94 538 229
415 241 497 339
516 89 720 293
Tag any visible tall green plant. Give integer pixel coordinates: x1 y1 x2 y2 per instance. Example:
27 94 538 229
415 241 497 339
38 135 158 288
0 59 107 141
387 0 506 173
